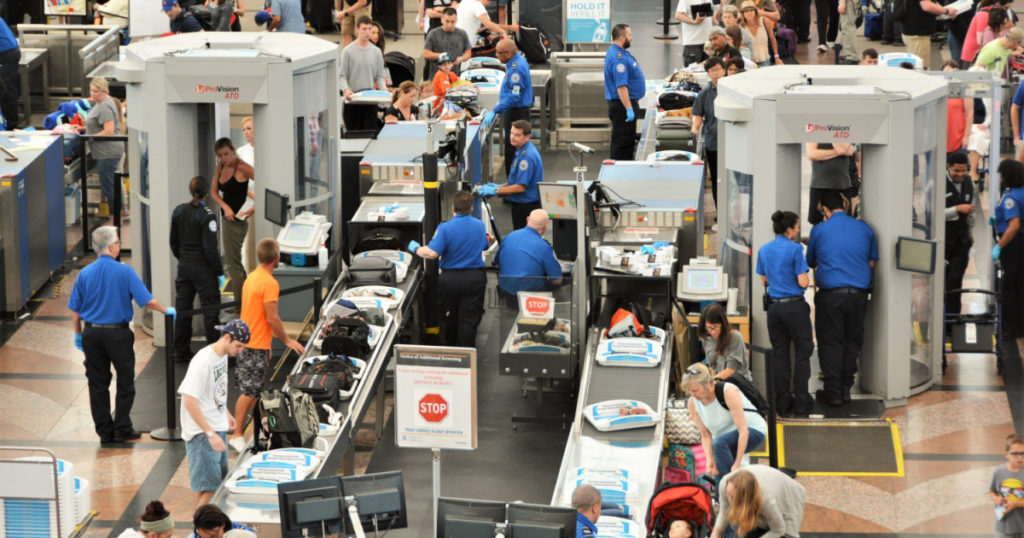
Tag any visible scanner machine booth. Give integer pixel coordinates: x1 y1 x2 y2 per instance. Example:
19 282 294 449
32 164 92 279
715 66 948 406
116 33 339 342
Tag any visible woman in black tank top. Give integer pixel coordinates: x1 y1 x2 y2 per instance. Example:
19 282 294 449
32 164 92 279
210 137 256 306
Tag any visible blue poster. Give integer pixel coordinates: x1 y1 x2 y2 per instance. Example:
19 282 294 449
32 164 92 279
565 0 611 43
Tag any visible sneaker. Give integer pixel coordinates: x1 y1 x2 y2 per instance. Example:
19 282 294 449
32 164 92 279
228 436 248 453
817 44 828 53
827 41 837 48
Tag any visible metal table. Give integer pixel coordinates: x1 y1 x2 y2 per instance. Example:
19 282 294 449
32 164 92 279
18 48 49 126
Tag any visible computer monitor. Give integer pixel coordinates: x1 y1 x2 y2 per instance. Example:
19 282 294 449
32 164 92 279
507 502 577 538
896 236 936 274
681 267 723 295
277 476 345 538
340 471 408 534
539 183 578 220
437 497 507 538
265 188 290 226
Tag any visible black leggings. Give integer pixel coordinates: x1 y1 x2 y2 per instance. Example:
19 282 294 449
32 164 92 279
815 0 839 45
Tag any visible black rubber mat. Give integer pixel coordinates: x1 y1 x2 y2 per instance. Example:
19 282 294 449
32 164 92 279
781 422 901 475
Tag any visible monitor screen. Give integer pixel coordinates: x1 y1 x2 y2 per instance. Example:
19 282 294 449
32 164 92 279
266 188 289 226
284 223 315 243
539 183 578 220
896 236 936 274
687 269 720 290
277 477 344 538
507 502 576 538
437 498 506 538
341 471 407 534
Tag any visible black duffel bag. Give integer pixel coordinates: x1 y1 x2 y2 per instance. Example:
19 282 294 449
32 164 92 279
348 256 397 286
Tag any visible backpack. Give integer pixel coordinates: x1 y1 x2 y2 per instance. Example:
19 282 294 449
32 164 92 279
352 228 403 254
321 317 372 358
186 5 215 30
254 389 319 451
607 300 663 339
291 372 341 423
658 91 696 111
774 24 797 58
516 25 551 64
300 353 358 392
713 376 770 418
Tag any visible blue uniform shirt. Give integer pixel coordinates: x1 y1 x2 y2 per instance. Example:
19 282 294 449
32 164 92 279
0 18 17 53
507 142 542 204
756 235 809 299
576 513 598 538
494 54 533 113
497 227 562 294
995 187 1024 233
67 255 154 324
427 213 489 270
806 211 878 290
603 44 646 101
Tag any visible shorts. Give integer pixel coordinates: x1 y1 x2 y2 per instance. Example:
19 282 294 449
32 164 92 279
235 347 270 397
340 2 372 36
186 431 228 492
967 124 991 155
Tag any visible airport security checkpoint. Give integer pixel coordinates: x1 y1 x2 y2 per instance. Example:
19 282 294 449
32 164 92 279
1 2 1023 537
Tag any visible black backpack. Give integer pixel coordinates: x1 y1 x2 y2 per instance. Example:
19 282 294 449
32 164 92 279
714 375 770 418
186 5 215 30
516 25 552 64
658 92 696 111
291 372 341 423
321 317 372 358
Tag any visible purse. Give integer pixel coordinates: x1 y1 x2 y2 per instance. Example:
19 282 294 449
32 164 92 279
664 396 702 445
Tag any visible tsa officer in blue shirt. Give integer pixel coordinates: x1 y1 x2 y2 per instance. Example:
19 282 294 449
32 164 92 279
478 119 543 230
497 209 563 297
410 191 490 347
993 159 1024 338
806 191 878 407
68 226 175 443
492 39 534 178
604 23 646 160
0 17 20 127
572 485 601 538
755 210 814 417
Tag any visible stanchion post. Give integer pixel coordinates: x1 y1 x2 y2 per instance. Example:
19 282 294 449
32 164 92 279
313 277 324 320
756 344 780 469
151 312 182 441
422 152 441 344
654 0 681 40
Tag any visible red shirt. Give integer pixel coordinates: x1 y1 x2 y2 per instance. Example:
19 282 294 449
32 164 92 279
947 98 967 153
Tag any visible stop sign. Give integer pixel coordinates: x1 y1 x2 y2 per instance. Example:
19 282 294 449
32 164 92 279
419 393 448 422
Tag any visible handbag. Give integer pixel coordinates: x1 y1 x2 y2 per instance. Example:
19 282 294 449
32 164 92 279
664 397 702 445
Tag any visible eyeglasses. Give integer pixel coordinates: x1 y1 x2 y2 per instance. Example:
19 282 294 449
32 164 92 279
1010 451 1024 456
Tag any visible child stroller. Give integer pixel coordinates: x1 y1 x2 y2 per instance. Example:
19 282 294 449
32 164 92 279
645 479 716 538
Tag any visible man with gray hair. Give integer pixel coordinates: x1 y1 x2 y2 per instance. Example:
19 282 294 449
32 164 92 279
572 484 601 537
68 226 175 444
496 209 564 297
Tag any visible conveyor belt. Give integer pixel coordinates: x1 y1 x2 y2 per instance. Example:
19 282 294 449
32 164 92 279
580 333 667 444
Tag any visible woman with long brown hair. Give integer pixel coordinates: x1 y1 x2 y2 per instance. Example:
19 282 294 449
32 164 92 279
712 466 806 538
209 137 255 305
698 303 752 381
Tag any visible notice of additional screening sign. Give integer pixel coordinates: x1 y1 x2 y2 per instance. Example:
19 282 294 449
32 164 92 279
394 345 477 450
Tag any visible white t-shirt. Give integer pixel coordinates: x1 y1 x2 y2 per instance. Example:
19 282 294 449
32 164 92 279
456 0 488 44
676 0 714 45
237 143 254 166
178 345 229 440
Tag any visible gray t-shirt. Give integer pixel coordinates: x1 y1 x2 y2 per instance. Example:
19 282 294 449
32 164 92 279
991 466 1024 535
424 27 472 80
339 42 388 92
810 143 852 189
270 0 306 34
701 330 751 381
692 82 718 151
86 98 123 160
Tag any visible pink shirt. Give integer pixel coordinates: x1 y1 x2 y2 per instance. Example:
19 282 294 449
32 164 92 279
961 8 991 63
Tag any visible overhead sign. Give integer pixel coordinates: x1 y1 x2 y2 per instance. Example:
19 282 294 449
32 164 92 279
565 0 611 43
395 345 477 450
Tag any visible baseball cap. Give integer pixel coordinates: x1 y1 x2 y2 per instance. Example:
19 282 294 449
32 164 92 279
215 319 251 344
330 299 360 318
254 10 271 25
438 52 454 64
161 0 178 12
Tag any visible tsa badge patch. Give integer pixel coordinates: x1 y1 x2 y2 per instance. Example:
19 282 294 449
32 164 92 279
520 160 529 171
511 72 520 83
616 63 626 73
1008 198 1016 210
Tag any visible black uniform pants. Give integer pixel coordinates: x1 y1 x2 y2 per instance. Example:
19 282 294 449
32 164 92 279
607 98 639 161
439 269 487 347
767 300 815 409
705 150 719 211
0 46 20 128
1000 233 1024 338
174 262 222 359
814 289 868 398
944 238 971 317
510 201 542 231
82 326 135 439
502 106 531 178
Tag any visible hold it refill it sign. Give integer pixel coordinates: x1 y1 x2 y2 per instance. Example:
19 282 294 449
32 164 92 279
394 345 477 450
566 0 611 43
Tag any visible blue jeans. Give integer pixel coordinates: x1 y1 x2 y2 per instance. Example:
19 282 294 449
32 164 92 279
712 428 767 478
947 31 963 67
96 158 119 206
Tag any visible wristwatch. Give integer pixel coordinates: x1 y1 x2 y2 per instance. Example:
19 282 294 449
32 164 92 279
205 431 216 438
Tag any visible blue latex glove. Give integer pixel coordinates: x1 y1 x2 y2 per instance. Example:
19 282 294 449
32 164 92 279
625 107 635 123
218 275 226 289
482 110 495 128
408 240 421 253
993 244 1002 260
477 184 498 197
653 241 670 248
166 307 177 320
640 245 655 255
74 333 83 352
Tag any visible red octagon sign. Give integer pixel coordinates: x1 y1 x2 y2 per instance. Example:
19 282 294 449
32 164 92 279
419 394 448 423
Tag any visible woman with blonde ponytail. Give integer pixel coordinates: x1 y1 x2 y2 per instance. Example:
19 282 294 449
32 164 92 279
712 466 806 538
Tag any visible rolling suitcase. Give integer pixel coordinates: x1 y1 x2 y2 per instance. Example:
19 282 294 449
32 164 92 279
864 12 883 40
